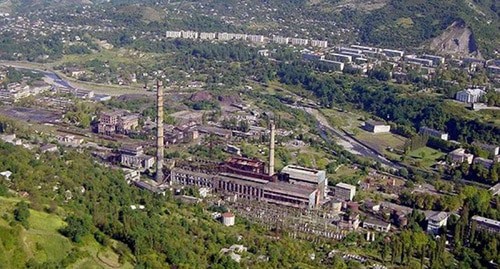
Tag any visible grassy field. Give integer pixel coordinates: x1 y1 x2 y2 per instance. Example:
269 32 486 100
356 130 407 153
407 147 445 169
0 197 131 268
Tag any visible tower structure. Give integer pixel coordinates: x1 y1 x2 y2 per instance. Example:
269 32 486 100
156 80 164 182
268 121 275 176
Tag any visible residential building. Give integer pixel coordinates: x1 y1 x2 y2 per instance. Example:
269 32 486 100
199 32 216 40
272 36 289 44
448 148 474 165
247 35 265 43
382 49 404 58
165 31 182 38
426 211 449 234
328 53 352 63
364 120 391 133
181 30 198 39
333 182 356 201
472 142 499 156
302 52 324 61
420 127 449 141
473 157 494 169
405 55 433 67
363 218 391 232
421 54 445 66
310 40 328 48
319 59 344 71
455 88 486 103
471 215 500 234
290 38 309 46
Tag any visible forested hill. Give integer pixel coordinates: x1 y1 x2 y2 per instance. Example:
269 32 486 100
359 0 499 57
3 0 499 57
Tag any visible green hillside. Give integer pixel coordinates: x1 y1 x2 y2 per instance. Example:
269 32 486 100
360 0 499 55
0 197 131 268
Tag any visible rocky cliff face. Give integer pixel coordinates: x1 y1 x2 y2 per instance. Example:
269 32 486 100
430 20 480 58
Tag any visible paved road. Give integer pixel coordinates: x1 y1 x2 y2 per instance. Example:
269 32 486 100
297 105 401 170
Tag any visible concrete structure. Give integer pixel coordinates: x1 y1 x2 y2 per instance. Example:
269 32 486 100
319 59 344 71
422 54 445 66
156 80 164 182
40 144 58 153
473 157 494 169
290 38 309 46
222 212 235 226
247 35 265 43
302 52 324 61
426 212 449 234
448 148 474 165
405 56 433 67
363 218 391 232
268 122 275 176
420 127 449 141
364 120 391 133
333 182 356 201
328 53 352 63
281 165 327 199
471 215 500 234
181 30 198 39
351 45 378 52
489 183 500 196
272 36 289 44
120 145 155 171
165 31 182 38
310 40 328 48
472 142 499 156
382 49 404 58
199 32 216 40
455 88 486 104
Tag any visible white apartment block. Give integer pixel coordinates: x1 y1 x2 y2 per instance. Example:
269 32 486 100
217 32 231 41
455 88 486 103
310 40 328 48
199 32 217 40
272 36 289 44
247 35 265 43
290 38 309 46
165 31 182 38
181 30 198 39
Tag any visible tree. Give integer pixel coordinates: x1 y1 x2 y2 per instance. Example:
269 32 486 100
14 201 30 229
60 215 92 243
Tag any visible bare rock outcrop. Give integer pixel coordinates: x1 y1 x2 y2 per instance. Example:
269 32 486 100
430 20 480 58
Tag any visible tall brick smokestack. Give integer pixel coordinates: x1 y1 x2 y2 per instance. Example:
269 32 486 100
156 80 164 182
269 121 275 176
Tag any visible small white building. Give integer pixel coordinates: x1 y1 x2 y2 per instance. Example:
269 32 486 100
426 212 449 234
364 120 391 133
222 212 235 226
456 88 486 103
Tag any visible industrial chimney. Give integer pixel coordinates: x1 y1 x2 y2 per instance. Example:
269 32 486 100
156 80 164 182
268 121 275 176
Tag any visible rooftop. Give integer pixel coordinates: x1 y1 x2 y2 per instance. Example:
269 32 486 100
336 182 356 191
264 181 316 198
472 215 500 227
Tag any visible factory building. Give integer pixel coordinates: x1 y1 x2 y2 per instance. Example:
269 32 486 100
333 183 356 201
280 165 327 199
170 124 323 210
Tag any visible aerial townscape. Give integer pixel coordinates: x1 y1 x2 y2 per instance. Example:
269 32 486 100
0 0 499 268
